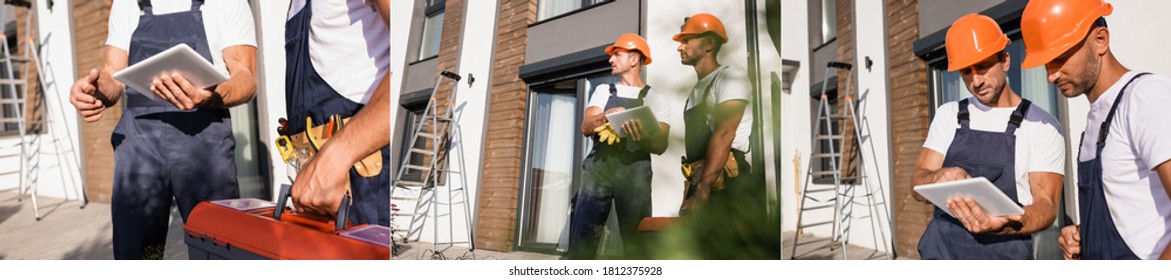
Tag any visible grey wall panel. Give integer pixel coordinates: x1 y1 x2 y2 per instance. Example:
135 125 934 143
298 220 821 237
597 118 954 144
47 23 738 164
918 0 1005 39
524 0 641 65
403 59 439 95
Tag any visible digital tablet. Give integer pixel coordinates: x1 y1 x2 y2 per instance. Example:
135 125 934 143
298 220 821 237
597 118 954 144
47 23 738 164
113 44 228 102
605 105 661 138
913 177 1024 217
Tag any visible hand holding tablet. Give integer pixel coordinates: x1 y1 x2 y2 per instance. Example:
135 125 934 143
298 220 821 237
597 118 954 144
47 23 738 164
913 177 1024 217
113 44 229 109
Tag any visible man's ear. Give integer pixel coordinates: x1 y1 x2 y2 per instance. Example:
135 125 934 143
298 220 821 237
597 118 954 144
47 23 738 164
1001 52 1011 72
1091 27 1110 57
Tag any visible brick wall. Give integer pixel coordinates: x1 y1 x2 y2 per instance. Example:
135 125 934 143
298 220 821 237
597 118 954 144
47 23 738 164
74 0 118 204
16 7 43 134
474 0 535 252
834 0 860 178
886 0 931 259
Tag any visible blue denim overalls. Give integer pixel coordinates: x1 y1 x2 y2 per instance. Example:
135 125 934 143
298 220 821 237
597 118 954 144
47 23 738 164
566 84 654 259
285 0 391 227
918 98 1033 259
1076 73 1150 260
110 0 239 260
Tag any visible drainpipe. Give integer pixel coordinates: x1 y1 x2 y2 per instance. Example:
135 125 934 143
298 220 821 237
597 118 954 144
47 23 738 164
743 0 773 250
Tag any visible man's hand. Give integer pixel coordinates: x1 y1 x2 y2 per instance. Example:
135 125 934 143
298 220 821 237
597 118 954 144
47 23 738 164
947 197 1020 234
69 69 106 122
933 167 971 183
151 72 214 110
290 150 352 217
621 119 647 142
1058 225 1082 260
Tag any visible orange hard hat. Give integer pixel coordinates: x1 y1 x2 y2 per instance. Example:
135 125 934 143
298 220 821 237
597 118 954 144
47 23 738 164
672 13 728 44
1020 0 1113 68
945 14 1009 72
606 33 653 65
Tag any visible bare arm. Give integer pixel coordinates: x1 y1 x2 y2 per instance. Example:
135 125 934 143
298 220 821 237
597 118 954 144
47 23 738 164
1156 160 1171 260
698 100 746 186
95 46 130 106
999 172 1063 235
911 148 945 202
207 45 258 108
582 106 604 136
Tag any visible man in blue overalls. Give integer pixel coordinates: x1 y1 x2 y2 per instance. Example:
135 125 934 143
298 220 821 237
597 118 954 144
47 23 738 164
672 13 778 259
1018 0 1171 260
566 33 670 260
912 14 1065 260
285 0 392 228
67 0 257 259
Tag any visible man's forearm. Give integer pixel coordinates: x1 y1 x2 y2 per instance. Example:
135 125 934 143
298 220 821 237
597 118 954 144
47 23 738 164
207 46 258 108
701 126 735 184
910 168 934 202
318 72 391 165
95 68 124 106
1004 199 1056 235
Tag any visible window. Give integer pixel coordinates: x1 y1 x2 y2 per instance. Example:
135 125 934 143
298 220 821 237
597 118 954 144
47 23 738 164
418 1 444 60
518 79 582 252
0 63 22 135
537 0 606 21
517 74 623 257
821 0 837 44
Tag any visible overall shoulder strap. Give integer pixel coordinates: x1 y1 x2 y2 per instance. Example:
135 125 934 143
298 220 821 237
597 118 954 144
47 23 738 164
1005 99 1032 135
1098 72 1152 149
956 98 971 129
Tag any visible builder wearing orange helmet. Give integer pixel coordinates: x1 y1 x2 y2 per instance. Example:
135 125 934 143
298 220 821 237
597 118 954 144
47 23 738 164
671 13 777 259
567 33 670 259
1019 0 1171 260
911 14 1066 260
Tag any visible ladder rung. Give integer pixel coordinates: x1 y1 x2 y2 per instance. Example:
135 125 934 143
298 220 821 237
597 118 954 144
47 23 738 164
7 57 29 63
815 135 844 140
0 79 26 85
394 180 426 188
819 114 848 120
812 153 841 158
801 204 834 211
799 221 833 228
403 164 430 171
409 148 435 156
416 132 437 139
805 187 836 193
392 212 415 217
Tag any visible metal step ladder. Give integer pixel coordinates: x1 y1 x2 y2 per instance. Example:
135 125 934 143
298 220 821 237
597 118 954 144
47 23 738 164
391 70 476 259
2 1 87 221
791 61 892 259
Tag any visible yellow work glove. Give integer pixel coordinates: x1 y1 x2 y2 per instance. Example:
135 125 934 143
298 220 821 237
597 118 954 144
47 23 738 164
594 122 620 145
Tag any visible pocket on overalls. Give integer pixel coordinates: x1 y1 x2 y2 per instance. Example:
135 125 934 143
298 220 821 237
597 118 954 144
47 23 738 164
953 160 1004 182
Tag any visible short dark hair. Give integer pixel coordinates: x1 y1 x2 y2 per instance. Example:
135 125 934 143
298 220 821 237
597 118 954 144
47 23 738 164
703 33 724 54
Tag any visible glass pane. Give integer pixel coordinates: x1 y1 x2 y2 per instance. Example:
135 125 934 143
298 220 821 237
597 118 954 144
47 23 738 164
522 81 578 245
935 41 1060 117
419 11 444 60
821 0 837 43
537 0 582 21
229 101 266 199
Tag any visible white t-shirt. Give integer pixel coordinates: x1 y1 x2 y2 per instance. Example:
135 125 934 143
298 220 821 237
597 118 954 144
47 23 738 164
923 97 1066 206
107 0 257 76
586 83 671 126
685 66 754 153
289 0 390 104
1076 71 1171 260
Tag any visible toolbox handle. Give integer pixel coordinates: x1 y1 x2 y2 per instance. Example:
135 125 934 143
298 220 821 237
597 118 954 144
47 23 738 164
274 183 352 232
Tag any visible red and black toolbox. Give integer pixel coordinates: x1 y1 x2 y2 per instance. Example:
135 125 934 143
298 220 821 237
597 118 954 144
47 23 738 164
183 184 390 260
